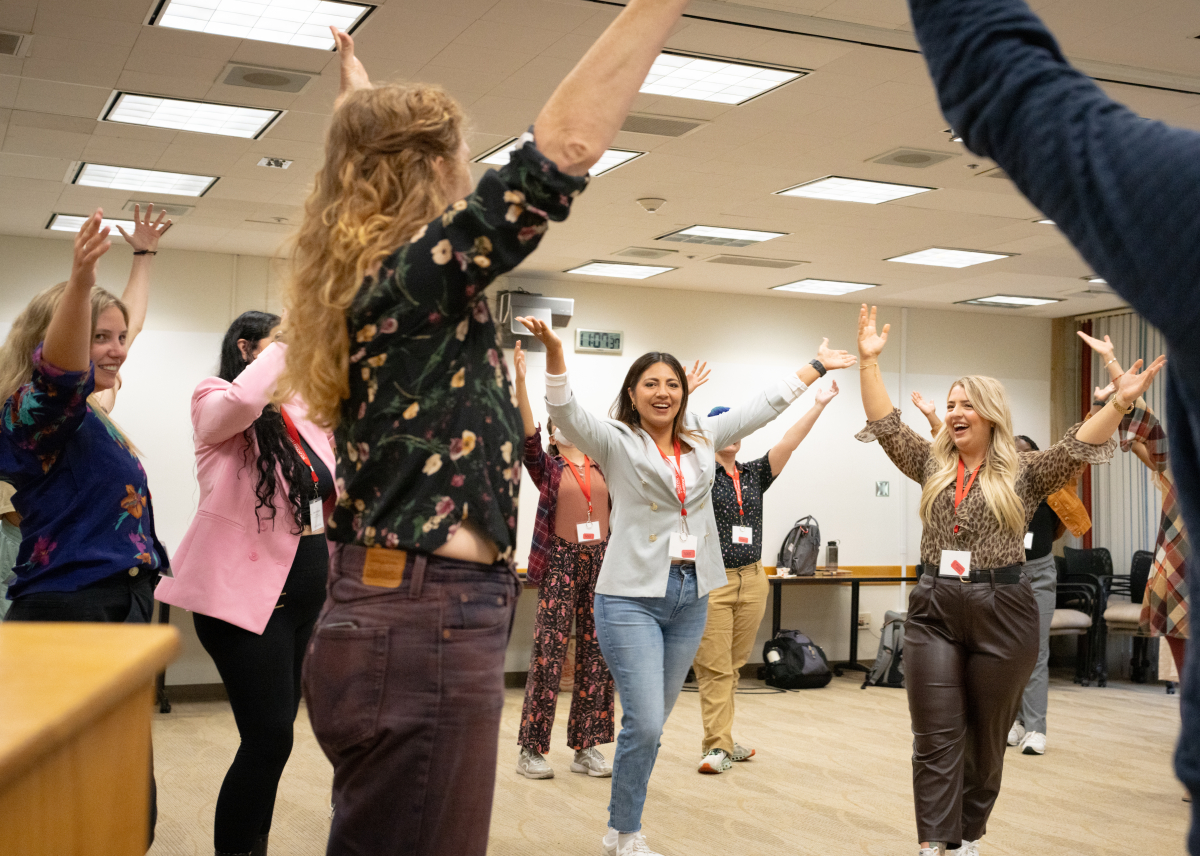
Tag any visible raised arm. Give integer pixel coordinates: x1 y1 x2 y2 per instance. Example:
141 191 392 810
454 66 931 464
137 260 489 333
768 381 838 477
1075 356 1166 446
192 342 288 446
513 340 537 438
857 304 892 421
44 211 110 373
911 391 942 437
114 204 172 349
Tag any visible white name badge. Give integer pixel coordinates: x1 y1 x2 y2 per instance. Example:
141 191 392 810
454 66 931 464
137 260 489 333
1024 531 1034 550
732 525 753 545
577 521 602 542
669 530 699 561
939 549 972 579
309 498 325 534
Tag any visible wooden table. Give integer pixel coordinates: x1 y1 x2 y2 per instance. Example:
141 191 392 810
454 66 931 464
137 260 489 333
0 623 180 856
769 572 918 676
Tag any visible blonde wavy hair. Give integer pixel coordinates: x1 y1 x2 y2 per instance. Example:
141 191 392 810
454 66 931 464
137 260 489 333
919 375 1026 537
276 83 467 429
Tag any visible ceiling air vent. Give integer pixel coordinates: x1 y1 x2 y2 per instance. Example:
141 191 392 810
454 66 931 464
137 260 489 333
620 114 705 138
705 255 805 269
223 64 313 93
870 148 956 168
0 31 31 57
122 200 193 217
614 247 678 260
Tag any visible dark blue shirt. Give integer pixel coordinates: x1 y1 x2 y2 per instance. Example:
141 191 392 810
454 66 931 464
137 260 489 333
712 454 776 568
0 346 168 597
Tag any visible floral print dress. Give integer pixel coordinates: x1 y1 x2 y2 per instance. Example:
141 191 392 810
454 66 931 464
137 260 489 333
329 131 588 565
0 345 167 598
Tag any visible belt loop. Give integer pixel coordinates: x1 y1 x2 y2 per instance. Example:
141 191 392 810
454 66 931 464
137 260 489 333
988 568 996 592
409 553 428 599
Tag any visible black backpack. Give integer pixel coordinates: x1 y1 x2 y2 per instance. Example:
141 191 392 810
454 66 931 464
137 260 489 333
862 610 906 689
762 630 832 689
777 516 820 576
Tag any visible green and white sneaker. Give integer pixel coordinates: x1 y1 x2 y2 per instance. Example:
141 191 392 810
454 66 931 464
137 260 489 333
731 742 755 761
698 748 732 774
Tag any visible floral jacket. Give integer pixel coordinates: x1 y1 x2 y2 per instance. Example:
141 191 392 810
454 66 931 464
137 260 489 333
0 345 168 597
329 131 588 564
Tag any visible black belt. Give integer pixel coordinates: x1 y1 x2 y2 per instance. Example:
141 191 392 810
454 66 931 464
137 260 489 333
935 564 1023 585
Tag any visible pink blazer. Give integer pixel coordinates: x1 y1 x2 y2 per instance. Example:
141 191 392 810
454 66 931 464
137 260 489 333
156 342 336 634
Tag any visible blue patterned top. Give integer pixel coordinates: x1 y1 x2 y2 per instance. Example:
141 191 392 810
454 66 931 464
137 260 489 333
0 345 168 598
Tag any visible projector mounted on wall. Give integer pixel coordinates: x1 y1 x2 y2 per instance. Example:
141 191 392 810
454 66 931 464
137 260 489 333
494 291 574 352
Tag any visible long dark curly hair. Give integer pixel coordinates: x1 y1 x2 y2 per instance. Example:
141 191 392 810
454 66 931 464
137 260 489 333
219 311 310 533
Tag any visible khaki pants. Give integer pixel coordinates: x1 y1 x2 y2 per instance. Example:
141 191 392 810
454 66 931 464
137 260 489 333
692 561 769 754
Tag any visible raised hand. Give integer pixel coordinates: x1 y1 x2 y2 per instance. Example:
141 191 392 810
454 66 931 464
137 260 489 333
72 210 112 291
857 305 889 361
686 360 710 393
116 203 171 253
815 379 839 405
911 391 936 417
517 316 562 352
1077 330 1116 361
816 337 856 370
1114 356 1167 406
513 339 527 384
1093 381 1115 403
331 27 371 107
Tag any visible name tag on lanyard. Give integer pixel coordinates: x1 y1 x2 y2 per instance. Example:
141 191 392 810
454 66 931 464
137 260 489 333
577 521 601 542
281 408 323 534
728 466 751 544
670 530 698 561
732 525 753 545
309 498 325 534
658 439 695 560
564 456 600 543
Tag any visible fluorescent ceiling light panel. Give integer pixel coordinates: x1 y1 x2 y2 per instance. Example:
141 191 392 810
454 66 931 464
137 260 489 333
1035 218 1056 225
657 225 786 247
640 52 803 105
565 262 674 279
776 176 934 205
74 163 217 197
152 0 371 50
959 295 1061 308
475 141 643 176
47 214 137 233
886 248 1011 268
104 93 280 139
1085 276 1107 284
772 279 877 296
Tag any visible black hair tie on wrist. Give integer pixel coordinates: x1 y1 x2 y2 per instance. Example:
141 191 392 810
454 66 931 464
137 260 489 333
133 250 157 255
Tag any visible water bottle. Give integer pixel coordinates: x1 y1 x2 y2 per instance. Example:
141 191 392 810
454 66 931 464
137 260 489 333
826 540 839 572
766 649 781 663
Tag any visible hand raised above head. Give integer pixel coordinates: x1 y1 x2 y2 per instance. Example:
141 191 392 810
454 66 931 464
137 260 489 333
911 390 936 416
331 27 371 107
513 339 527 383
815 379 839 405
816 337 856 370
1093 382 1115 404
1114 355 1167 406
116 203 172 253
857 304 889 361
516 316 563 352
72 209 112 290
686 360 710 393
1077 330 1116 360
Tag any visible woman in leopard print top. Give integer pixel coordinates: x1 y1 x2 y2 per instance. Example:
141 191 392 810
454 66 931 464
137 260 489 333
854 305 1165 856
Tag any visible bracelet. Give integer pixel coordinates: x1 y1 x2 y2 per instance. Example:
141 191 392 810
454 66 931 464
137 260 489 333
1109 396 1134 415
1103 357 1117 369
133 250 157 256
809 358 827 378
859 362 878 370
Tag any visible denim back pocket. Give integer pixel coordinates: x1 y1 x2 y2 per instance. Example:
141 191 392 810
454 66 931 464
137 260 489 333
442 585 513 640
302 625 388 755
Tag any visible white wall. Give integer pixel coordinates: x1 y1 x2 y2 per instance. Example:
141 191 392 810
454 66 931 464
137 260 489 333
0 235 1051 681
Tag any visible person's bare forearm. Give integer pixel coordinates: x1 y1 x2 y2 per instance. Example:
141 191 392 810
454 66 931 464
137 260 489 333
860 365 893 422
121 255 153 345
42 277 92 372
516 377 537 438
768 400 826 475
534 0 689 175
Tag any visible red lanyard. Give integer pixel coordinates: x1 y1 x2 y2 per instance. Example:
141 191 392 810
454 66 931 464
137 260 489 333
657 439 687 517
280 408 319 486
953 457 981 534
728 466 744 517
563 455 593 520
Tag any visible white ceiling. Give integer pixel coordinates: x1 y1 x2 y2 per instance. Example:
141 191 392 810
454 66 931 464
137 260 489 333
2 0 1199 317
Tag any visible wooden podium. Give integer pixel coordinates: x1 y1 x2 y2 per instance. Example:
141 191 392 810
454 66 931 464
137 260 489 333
0 623 180 856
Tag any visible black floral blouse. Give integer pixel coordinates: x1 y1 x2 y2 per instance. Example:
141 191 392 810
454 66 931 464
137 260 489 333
329 131 588 564
712 454 776 568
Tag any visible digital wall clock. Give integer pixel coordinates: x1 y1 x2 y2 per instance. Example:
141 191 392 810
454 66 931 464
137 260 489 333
574 328 624 355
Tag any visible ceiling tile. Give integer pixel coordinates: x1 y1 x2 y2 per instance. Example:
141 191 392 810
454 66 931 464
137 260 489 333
0 75 20 109
131 25 239 63
82 134 173 165
123 46 229 81
30 11 142 47
0 152 71 180
266 111 330 144
2 125 91 159
203 176 282 203
229 42 338 75
481 0 599 31
15 78 110 119
0 0 36 34
10 111 96 133
115 70 213 101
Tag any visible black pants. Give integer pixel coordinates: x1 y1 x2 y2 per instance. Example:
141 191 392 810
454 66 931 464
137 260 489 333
194 535 328 853
6 567 159 848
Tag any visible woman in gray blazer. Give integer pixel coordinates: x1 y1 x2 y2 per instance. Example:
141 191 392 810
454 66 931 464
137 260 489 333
520 317 855 856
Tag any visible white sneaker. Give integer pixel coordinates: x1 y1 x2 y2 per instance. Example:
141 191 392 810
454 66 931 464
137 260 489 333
571 746 612 777
698 748 732 774
1020 731 1046 755
516 747 553 779
1006 721 1025 747
602 830 663 856
919 842 947 856
731 742 755 761
955 840 980 856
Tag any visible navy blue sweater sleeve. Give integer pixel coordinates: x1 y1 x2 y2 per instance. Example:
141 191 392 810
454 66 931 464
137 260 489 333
907 0 1200 363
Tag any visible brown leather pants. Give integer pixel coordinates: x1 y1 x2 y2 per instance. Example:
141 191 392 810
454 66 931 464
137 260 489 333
905 570 1039 847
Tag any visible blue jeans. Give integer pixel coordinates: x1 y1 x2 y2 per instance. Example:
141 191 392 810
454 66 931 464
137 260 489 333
594 563 709 834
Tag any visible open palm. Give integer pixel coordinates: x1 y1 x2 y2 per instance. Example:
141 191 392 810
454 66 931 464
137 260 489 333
857 304 889 360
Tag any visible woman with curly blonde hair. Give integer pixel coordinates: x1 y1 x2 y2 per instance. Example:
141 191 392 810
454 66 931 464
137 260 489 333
855 305 1164 856
281 6 695 853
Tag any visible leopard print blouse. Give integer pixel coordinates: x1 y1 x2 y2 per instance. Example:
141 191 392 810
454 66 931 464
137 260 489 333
857 409 1115 570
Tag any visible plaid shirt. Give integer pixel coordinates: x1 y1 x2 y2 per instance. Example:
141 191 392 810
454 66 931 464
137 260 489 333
1121 403 1168 471
523 426 562 584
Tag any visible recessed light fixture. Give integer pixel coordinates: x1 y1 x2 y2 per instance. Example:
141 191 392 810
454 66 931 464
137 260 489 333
47 214 138 233
887 248 1011 268
1084 275 1107 284
474 140 644 177
958 295 1062 308
565 261 675 279
776 176 934 205
103 92 281 139
258 157 293 169
150 0 372 50
640 52 804 105
657 225 787 247
73 163 217 197
772 279 878 296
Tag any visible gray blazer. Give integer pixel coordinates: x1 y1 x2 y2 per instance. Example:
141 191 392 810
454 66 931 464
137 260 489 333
546 380 795 598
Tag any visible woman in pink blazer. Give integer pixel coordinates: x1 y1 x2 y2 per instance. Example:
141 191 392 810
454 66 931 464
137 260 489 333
156 311 335 856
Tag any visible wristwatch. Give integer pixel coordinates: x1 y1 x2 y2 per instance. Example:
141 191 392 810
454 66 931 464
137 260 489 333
809 358 827 378
1109 396 1134 415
